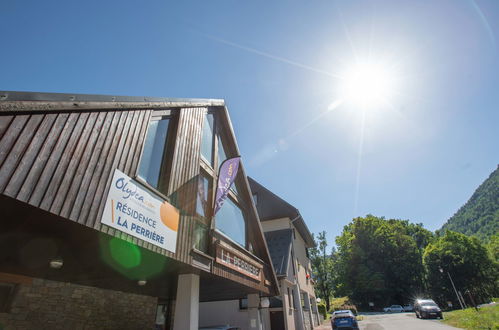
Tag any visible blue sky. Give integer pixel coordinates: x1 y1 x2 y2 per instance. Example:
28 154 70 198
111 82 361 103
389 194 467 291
2 0 498 244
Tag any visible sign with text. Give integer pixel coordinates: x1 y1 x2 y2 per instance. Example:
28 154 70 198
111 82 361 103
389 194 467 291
213 156 241 215
101 169 179 252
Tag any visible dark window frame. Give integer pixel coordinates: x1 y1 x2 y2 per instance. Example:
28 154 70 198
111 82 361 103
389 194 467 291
200 109 249 249
135 109 178 197
239 297 248 310
0 282 18 313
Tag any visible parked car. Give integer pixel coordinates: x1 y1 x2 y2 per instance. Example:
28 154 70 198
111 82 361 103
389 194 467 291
331 310 359 330
383 305 404 313
403 304 414 312
414 299 443 319
199 326 240 330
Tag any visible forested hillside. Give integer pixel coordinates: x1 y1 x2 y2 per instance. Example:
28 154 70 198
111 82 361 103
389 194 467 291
441 165 499 241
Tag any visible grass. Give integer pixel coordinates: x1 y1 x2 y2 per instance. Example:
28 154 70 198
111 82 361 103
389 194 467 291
442 304 498 330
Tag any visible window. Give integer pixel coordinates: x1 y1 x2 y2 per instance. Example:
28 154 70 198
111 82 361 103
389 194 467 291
196 171 212 218
287 288 292 307
138 116 173 193
269 296 283 308
252 193 258 206
216 131 239 195
217 133 228 168
200 111 248 249
0 283 17 312
301 292 307 309
291 288 296 309
215 198 246 246
193 221 209 253
239 297 248 310
201 113 214 166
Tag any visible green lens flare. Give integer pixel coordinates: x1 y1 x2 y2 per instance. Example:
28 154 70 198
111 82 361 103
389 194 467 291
100 234 167 280
109 237 141 268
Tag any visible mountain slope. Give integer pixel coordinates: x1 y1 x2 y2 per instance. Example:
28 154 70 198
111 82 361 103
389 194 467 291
441 165 499 241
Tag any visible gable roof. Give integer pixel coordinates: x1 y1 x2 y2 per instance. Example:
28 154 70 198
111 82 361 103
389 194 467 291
248 177 315 248
264 229 293 277
0 90 281 297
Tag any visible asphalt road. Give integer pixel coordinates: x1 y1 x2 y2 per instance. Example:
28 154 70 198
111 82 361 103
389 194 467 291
357 312 460 330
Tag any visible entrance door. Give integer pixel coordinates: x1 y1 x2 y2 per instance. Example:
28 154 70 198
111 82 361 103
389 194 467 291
269 311 285 330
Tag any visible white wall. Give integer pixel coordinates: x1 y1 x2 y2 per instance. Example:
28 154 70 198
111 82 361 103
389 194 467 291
260 217 290 232
292 232 314 296
199 300 249 330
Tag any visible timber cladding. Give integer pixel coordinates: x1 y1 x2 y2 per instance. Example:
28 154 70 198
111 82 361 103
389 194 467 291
0 94 280 297
0 106 197 262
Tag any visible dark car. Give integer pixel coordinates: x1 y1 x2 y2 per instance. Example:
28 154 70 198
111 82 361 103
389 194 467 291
414 299 443 319
331 310 359 330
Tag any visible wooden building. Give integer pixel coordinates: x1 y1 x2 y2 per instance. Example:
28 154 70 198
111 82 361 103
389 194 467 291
0 91 279 330
199 178 321 330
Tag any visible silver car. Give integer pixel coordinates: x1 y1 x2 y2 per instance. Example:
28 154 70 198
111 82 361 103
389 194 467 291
384 305 404 312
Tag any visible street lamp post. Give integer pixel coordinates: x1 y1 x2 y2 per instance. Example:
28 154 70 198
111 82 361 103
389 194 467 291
439 267 464 309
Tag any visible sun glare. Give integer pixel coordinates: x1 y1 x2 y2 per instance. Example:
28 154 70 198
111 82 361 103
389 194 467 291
341 62 395 109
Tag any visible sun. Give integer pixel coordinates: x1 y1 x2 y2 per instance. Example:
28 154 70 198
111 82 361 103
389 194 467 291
341 62 396 109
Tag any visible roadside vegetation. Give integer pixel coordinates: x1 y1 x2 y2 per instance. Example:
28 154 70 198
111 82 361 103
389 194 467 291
310 166 499 312
310 216 498 311
442 304 498 330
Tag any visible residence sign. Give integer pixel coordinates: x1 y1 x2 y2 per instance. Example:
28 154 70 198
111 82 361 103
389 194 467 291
101 169 179 253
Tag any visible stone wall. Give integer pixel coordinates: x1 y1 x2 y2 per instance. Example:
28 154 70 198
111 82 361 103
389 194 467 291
0 277 157 330
302 310 311 330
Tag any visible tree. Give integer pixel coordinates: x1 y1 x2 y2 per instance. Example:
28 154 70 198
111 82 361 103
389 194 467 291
440 165 499 242
423 231 498 306
309 231 334 311
335 215 426 309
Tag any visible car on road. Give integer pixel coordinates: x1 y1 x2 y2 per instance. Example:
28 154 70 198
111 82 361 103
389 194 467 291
414 299 443 319
403 304 414 312
383 305 404 312
331 310 359 330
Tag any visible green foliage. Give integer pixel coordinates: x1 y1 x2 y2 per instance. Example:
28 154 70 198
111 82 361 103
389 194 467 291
487 234 499 263
335 215 432 308
423 231 499 306
317 303 328 319
442 305 499 330
441 165 499 242
330 296 350 311
309 231 335 311
330 296 357 314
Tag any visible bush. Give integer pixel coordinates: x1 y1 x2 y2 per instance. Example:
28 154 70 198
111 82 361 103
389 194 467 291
317 303 328 319
329 296 358 315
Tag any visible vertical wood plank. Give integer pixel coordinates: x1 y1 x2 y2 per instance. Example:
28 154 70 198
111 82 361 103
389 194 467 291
89 110 133 230
29 112 80 207
0 115 30 172
39 112 90 211
167 107 205 263
117 111 141 173
16 113 70 202
0 115 44 192
60 111 108 220
79 111 124 227
4 114 58 198
123 111 145 175
0 115 14 141
70 111 117 224
129 111 152 177
49 112 99 215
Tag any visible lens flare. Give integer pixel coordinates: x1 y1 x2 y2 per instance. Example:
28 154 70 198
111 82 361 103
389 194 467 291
341 62 396 108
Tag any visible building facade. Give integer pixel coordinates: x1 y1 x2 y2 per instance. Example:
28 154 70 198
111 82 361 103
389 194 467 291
250 178 320 330
199 178 321 330
0 91 279 330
